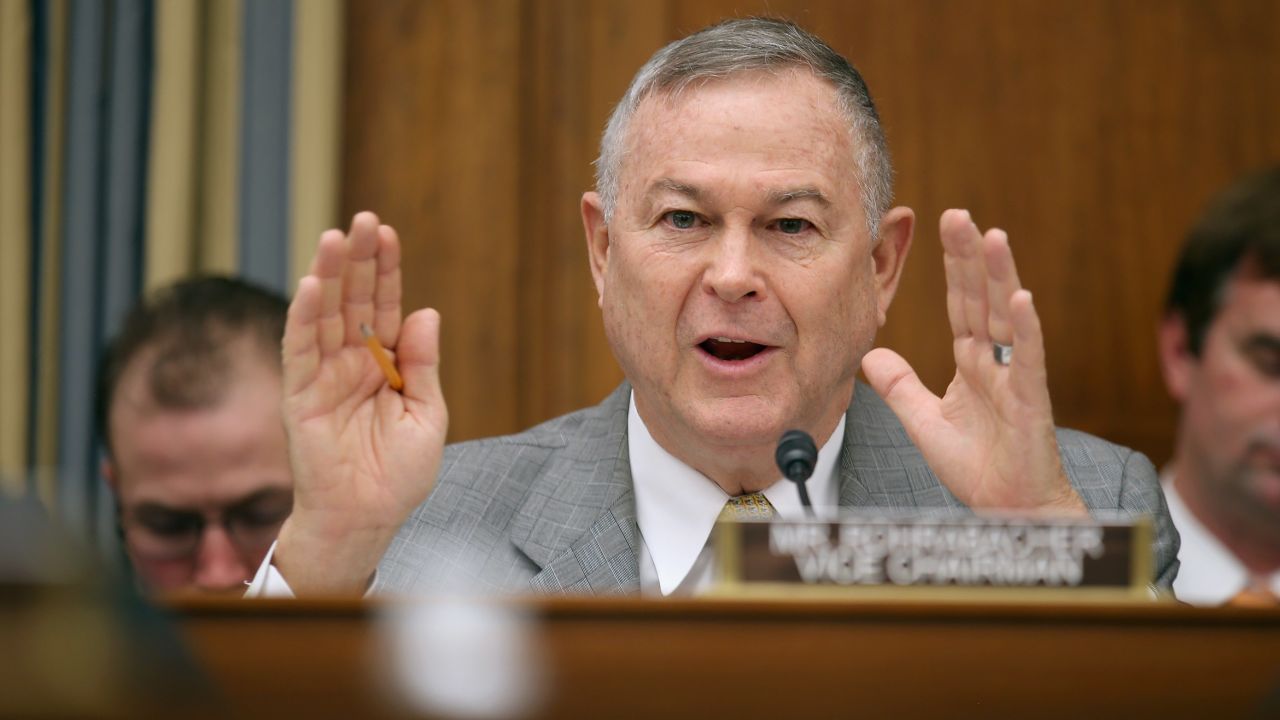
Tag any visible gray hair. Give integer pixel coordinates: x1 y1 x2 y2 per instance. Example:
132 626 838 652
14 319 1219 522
594 17 893 236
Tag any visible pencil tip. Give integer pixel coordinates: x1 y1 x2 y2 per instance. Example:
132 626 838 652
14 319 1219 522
358 322 373 338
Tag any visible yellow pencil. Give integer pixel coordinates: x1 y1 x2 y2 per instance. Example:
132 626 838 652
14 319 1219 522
359 322 404 391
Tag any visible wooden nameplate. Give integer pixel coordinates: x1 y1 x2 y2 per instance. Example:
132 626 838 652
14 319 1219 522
711 512 1157 603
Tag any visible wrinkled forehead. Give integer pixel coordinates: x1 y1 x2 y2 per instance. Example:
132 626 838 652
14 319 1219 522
617 69 861 207
626 66 848 142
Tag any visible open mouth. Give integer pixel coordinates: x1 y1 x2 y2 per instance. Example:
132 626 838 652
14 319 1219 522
698 336 769 362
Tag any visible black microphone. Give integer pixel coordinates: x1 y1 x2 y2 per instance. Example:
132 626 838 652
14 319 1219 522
775 429 817 518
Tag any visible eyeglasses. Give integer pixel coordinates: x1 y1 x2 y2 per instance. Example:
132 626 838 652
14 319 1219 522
119 490 293 562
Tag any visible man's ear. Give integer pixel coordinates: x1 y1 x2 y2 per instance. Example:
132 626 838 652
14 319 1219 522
871 206 915 326
582 192 610 308
1159 313 1195 402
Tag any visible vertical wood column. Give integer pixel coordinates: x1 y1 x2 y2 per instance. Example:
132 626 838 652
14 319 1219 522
516 0 671 430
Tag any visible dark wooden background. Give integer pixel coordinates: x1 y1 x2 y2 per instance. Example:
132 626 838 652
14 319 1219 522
339 0 1280 465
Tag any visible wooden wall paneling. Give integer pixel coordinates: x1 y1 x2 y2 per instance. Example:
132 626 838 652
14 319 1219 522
515 0 671 430
342 0 523 442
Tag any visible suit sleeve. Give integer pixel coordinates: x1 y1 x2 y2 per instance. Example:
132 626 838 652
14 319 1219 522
1117 449 1181 589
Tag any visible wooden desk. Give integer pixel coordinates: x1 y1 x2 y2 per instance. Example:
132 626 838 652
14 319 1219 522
167 596 1280 719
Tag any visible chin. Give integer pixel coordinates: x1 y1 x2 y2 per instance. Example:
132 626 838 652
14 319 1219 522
680 394 794 448
1242 470 1280 513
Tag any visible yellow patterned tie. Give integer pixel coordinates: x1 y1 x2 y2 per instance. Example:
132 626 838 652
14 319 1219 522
721 492 776 521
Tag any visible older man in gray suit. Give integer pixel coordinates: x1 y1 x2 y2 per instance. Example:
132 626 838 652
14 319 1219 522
254 18 1177 597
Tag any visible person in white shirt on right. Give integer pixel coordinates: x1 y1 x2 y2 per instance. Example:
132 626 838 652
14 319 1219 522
1157 166 1280 606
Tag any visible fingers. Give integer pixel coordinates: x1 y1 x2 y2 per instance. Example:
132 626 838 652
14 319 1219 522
941 209 1025 347
289 211 411 430
861 347 940 441
983 229 1022 345
342 213 383 345
373 224 402 347
304 211 404 357
940 210 987 340
397 307 443 400
1008 289 1049 403
314 229 347 355
283 275 321 397
943 251 969 338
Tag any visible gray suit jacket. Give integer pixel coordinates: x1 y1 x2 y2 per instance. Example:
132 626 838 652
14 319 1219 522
375 382 1179 594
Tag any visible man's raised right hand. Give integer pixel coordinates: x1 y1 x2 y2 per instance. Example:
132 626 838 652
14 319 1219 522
274 212 448 595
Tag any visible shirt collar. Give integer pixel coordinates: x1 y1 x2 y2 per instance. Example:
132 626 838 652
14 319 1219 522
629 391 844 595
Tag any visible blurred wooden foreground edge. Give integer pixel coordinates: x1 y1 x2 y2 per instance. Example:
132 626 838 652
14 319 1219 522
167 596 1280 719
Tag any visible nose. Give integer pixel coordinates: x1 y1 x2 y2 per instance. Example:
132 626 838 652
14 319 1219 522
703 225 765 303
192 524 252 593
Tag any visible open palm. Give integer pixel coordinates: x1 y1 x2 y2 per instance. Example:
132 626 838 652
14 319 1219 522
275 212 448 594
863 209 1084 514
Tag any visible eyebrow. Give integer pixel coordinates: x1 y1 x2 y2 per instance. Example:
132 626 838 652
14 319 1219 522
132 488 292 518
768 186 831 207
645 178 831 208
132 503 200 523
646 178 704 204
1242 333 1280 353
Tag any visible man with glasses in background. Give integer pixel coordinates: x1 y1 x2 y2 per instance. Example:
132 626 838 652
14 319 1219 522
98 276 293 594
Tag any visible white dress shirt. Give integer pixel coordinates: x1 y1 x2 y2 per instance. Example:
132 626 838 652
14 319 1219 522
629 392 843 596
247 391 845 598
1162 475 1280 605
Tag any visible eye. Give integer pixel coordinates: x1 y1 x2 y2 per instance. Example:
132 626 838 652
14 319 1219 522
773 218 812 235
664 210 699 229
1243 344 1280 379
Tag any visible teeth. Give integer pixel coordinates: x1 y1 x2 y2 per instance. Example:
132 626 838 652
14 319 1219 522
714 336 747 343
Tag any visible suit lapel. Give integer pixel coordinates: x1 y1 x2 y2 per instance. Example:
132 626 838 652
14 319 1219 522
511 379 958 594
839 381 966 510
512 385 642 595
838 390 874 508
527 481 640 595
514 381 906 593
